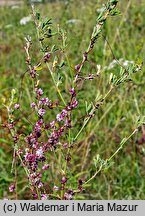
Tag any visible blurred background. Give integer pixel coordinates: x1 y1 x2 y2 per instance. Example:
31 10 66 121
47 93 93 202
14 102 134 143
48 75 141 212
0 0 145 199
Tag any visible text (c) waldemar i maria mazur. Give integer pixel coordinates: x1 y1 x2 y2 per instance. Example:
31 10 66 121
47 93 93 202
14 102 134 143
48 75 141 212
19 202 138 212
77 203 138 212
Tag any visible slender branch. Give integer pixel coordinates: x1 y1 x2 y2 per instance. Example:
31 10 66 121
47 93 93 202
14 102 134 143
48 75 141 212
31 5 66 106
74 0 119 83
83 128 138 186
74 86 114 142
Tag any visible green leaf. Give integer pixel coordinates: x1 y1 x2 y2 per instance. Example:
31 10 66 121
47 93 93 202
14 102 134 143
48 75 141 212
110 9 121 16
36 12 41 20
86 103 92 113
0 138 9 144
59 61 65 68
41 18 52 29
110 0 118 3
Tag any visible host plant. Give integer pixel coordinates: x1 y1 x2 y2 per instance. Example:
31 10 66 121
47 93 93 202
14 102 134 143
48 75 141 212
4 0 144 200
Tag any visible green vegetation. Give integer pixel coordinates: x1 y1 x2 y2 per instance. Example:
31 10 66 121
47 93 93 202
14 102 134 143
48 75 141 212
0 0 145 199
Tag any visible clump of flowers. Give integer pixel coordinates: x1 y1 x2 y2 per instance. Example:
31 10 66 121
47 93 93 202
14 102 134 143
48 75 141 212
4 0 143 200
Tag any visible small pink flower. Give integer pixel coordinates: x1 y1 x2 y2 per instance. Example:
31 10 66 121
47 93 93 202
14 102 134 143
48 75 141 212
36 147 43 157
14 103 20 109
64 189 74 200
16 148 23 155
38 182 43 188
72 99 78 108
62 109 67 116
38 108 46 116
33 193 38 199
42 164 49 170
75 64 81 71
39 97 49 106
50 121 55 128
8 123 14 129
30 67 36 78
61 176 68 184
36 88 43 96
41 194 48 200
53 186 59 191
31 102 36 109
56 109 67 121
64 192 73 200
64 119 71 128
44 53 51 62
69 88 76 97
9 184 15 192
13 135 18 143
63 143 68 148
70 88 75 95
56 113 63 121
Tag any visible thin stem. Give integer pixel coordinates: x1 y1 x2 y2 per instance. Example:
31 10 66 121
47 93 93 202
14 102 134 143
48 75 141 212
107 129 138 162
88 99 117 139
46 62 66 106
31 5 66 106
74 86 113 142
83 128 138 186
74 1 118 83
36 186 41 200
84 165 103 185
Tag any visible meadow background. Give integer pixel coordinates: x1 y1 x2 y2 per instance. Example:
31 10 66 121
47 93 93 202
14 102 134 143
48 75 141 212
0 0 145 199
